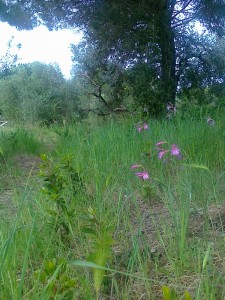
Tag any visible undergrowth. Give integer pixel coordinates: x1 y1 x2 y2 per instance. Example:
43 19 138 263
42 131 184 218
0 127 42 158
0 115 224 299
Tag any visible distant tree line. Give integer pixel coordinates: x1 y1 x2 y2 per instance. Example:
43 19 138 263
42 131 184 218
0 62 81 124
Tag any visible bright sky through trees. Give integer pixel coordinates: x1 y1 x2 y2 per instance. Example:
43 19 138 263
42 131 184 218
0 18 204 81
0 22 83 79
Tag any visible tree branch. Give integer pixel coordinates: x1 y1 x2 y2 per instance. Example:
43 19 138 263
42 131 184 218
79 108 111 116
79 72 111 109
92 84 111 109
172 16 195 28
172 0 194 20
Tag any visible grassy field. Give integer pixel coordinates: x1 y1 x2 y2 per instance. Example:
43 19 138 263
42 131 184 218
0 116 224 299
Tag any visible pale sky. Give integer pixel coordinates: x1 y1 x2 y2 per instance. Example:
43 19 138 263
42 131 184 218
0 22 83 79
0 20 204 80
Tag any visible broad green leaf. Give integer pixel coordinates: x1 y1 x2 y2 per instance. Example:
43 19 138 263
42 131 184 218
42 263 65 293
88 252 107 293
162 285 172 300
184 291 192 300
70 260 159 283
162 286 178 300
40 153 48 161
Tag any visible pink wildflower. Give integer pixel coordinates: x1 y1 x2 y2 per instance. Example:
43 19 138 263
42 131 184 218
156 141 167 150
170 144 180 156
135 170 150 180
143 123 149 130
158 149 169 159
156 141 182 160
131 164 142 169
156 141 167 146
137 122 149 132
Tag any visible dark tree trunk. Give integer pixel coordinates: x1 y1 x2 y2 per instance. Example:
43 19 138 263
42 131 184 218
156 0 177 104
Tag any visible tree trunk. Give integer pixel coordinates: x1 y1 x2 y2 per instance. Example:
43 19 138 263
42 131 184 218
156 1 177 104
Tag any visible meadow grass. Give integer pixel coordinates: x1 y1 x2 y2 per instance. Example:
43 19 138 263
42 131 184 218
0 127 42 158
0 115 224 299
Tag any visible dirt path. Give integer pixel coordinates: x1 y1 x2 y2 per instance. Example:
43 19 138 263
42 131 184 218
0 155 42 223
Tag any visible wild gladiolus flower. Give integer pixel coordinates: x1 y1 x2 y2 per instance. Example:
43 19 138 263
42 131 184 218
171 144 180 156
143 123 149 130
131 164 150 180
158 149 169 159
156 141 167 147
137 122 149 132
156 141 182 160
131 164 142 169
135 170 150 180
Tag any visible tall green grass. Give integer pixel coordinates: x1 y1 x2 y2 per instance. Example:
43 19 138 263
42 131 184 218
0 128 42 158
0 116 224 299
0 127 43 194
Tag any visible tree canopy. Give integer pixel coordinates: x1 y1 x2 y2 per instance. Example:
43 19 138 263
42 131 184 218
1 0 225 115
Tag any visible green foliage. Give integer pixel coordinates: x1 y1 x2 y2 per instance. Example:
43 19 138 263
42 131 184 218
0 118 225 299
39 154 86 239
0 62 80 124
2 1 225 112
0 1 36 29
0 37 19 79
68 1 225 114
53 126 70 138
127 62 164 116
34 258 77 299
162 286 192 300
178 87 225 120
0 128 41 158
82 207 114 297
71 42 128 115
